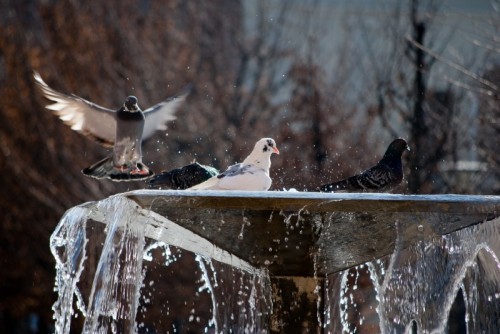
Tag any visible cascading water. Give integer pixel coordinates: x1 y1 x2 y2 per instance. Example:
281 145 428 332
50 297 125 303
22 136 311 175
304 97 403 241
50 194 272 334
50 191 500 333
325 216 500 333
50 206 90 334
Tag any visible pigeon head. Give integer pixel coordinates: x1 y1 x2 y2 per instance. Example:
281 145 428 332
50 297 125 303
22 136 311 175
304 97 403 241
259 138 280 155
241 137 279 168
124 96 139 112
384 138 410 159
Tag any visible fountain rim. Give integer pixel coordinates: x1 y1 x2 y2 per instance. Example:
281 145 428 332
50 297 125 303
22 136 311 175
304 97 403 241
125 189 500 214
65 190 500 276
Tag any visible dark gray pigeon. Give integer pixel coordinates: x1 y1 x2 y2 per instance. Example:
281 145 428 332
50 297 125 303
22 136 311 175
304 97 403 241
34 72 190 181
148 162 219 189
320 138 410 193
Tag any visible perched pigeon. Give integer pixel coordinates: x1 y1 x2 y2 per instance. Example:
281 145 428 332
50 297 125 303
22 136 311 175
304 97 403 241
34 72 190 181
188 138 280 191
320 138 410 193
148 162 219 189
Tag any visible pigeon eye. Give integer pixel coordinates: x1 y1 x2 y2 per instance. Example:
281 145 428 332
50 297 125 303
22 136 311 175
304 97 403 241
263 145 269 152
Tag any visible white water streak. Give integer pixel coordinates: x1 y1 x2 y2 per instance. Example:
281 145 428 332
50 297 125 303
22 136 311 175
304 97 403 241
50 206 89 334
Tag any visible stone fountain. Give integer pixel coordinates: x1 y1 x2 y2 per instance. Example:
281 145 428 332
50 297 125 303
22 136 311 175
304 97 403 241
50 190 500 333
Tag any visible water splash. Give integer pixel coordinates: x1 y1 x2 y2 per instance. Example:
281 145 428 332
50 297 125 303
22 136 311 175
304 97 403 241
238 215 252 240
194 254 273 333
143 241 178 266
83 196 146 333
328 217 500 333
50 206 89 334
51 195 272 333
196 255 219 333
279 207 308 230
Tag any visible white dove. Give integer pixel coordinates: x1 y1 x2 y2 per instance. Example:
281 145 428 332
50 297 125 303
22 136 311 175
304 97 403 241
34 72 190 181
188 138 280 191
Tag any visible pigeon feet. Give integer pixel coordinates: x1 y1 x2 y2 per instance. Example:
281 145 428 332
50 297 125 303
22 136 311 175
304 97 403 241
115 165 129 172
114 164 149 175
130 162 151 175
130 167 150 175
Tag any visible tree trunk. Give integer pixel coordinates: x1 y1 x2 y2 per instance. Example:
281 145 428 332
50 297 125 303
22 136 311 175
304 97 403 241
408 0 428 194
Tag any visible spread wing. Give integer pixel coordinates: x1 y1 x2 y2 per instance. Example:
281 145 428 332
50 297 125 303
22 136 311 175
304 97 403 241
34 72 117 147
142 85 192 140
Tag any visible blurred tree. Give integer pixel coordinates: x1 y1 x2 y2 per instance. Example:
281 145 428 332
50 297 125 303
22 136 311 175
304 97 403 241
0 0 243 331
0 0 364 331
279 59 373 190
360 0 453 193
477 66 500 193
476 0 500 193
359 0 498 194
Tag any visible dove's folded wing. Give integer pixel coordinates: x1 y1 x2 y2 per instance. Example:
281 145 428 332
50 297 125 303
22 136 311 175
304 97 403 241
218 163 248 178
34 72 117 147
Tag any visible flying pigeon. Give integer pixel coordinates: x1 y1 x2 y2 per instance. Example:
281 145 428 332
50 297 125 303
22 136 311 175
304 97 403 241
188 138 280 191
320 138 410 193
148 162 219 189
34 72 190 181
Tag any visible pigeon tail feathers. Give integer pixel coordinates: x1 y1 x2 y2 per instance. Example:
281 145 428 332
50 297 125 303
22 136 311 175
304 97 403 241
82 155 154 181
320 180 349 192
148 162 219 189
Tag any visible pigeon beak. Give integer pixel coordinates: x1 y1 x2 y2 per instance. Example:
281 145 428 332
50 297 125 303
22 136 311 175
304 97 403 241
273 147 280 155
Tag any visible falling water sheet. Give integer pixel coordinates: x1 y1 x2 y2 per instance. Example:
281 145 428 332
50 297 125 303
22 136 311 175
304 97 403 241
50 194 270 334
325 216 500 334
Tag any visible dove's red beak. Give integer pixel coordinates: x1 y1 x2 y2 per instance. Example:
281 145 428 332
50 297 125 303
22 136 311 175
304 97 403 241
273 147 280 154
